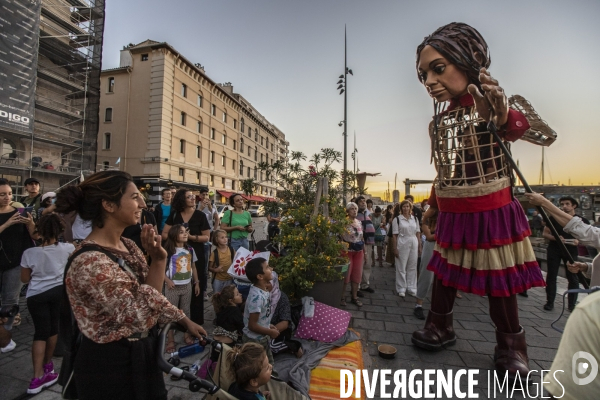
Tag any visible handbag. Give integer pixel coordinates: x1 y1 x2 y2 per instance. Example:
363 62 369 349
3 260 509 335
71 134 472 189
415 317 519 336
348 240 364 252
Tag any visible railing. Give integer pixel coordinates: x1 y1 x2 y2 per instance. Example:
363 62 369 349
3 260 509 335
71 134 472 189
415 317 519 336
0 149 81 174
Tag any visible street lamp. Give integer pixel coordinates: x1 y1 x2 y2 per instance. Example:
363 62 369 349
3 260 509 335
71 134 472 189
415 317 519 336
337 25 353 205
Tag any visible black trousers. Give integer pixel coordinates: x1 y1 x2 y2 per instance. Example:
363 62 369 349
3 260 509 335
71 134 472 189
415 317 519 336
27 285 62 341
546 244 579 308
74 330 167 400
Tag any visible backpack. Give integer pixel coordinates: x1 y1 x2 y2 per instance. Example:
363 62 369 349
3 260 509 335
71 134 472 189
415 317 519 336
57 245 123 399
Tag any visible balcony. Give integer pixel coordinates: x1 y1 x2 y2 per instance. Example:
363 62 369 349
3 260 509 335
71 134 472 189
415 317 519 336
0 149 81 176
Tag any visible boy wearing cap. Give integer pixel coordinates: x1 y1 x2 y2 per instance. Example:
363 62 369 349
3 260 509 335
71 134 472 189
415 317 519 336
22 178 42 217
543 196 590 312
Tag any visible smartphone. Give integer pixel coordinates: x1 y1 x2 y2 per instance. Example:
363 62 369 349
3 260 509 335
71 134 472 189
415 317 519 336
18 207 33 216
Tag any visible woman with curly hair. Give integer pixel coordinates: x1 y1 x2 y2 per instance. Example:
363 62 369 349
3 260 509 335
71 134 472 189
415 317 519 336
411 22 544 380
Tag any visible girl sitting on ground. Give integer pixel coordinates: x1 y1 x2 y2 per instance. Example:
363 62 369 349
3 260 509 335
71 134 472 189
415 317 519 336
227 342 272 400
212 284 244 345
21 214 75 394
163 224 199 352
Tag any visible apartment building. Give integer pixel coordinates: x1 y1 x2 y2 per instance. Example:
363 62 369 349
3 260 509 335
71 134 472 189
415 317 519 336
0 0 105 195
98 40 288 205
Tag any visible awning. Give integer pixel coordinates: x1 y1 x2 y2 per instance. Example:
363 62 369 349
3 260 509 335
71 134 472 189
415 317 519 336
243 195 264 202
217 190 237 199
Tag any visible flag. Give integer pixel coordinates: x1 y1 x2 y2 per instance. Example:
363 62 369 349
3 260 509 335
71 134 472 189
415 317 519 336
115 157 121 165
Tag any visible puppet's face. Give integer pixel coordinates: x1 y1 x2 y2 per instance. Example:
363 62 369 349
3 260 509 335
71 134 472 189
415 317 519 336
417 45 469 102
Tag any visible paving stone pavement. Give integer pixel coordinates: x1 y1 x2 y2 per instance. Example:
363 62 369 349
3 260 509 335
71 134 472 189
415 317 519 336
1 257 578 400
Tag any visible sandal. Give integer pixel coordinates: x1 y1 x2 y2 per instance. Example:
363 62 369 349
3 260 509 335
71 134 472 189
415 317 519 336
456 292 463 299
184 334 195 345
12 313 21 327
340 298 347 306
351 297 363 307
165 340 176 354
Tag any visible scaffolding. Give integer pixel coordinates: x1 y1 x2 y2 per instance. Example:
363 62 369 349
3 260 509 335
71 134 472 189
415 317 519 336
0 0 105 194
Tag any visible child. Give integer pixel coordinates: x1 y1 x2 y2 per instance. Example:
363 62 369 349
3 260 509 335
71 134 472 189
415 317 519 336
163 224 199 351
209 229 235 294
212 285 244 344
21 214 75 394
242 257 279 366
227 342 272 400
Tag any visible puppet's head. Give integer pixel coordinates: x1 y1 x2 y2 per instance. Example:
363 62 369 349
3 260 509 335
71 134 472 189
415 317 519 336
416 22 490 89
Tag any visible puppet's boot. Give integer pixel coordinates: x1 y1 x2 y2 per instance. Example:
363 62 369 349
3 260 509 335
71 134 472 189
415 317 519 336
411 310 456 351
494 327 530 381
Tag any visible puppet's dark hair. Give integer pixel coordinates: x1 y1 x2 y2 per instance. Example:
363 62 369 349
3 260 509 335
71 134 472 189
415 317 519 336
416 22 490 89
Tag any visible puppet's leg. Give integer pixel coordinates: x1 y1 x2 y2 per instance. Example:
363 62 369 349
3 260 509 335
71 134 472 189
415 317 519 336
411 277 457 351
488 295 530 379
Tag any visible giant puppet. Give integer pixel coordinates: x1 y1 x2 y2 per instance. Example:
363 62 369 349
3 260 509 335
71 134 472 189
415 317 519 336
411 22 547 380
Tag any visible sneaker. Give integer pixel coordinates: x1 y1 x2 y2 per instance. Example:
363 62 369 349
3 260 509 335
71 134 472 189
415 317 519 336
27 372 58 394
406 291 416 297
518 291 529 298
43 361 54 374
413 307 425 320
398 292 406 298
543 303 554 311
361 287 375 293
1 339 16 353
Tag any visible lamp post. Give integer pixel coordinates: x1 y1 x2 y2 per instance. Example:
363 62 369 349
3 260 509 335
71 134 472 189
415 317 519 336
336 25 353 205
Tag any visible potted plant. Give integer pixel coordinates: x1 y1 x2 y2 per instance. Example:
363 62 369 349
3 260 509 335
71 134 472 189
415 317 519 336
258 149 350 306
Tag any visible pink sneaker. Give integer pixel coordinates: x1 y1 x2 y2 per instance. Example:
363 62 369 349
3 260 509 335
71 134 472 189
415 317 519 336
43 361 54 374
27 372 58 394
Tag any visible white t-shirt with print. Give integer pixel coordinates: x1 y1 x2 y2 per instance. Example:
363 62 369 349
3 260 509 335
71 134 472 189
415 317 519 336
243 285 271 340
166 246 198 285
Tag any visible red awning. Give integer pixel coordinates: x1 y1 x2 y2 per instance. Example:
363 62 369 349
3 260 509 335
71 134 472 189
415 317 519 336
217 190 237 199
243 195 264 202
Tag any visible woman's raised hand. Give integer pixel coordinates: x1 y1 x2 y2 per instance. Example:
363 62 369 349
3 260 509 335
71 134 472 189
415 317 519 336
141 224 166 261
468 67 509 128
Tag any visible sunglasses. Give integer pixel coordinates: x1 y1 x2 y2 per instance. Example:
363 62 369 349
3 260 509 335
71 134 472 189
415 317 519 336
186 195 196 199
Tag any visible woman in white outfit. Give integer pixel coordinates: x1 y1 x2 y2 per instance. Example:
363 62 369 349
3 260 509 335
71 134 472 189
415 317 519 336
392 200 421 297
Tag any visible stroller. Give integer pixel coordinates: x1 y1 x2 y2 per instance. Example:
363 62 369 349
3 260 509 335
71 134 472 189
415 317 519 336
158 323 308 400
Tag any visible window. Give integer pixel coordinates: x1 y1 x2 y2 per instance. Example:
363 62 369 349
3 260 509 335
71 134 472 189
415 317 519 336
265 153 268 164
222 134 226 145
233 140 237 150
260 171 263 181
196 171 201 182
210 151 214 164
254 167 257 179
221 177 225 188
181 83 187 98
103 133 111 150
179 139 185 154
141 54 148 61
221 154 225 167
197 95 203 107
248 127 252 138
223 111 227 123
255 130 258 141
180 112 186 126
107 77 114 93
103 161 109 170
232 159 236 171
254 146 258 161
247 146 251 157
105 108 112 122
210 128 215 140
197 121 202 133
260 153 263 163
266 138 269 148
239 160 244 176
271 143 274 152
196 145 201 159
247 167 250 177
178 168 184 177
233 119 237 129
210 175 214 186
240 138 244 152
240 118 245 133
211 104 216 116
261 136 264 146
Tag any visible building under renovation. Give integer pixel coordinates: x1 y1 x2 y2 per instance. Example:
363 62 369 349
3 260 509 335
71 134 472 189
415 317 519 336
0 0 105 196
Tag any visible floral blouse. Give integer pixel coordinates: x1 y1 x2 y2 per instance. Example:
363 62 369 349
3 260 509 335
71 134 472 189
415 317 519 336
342 218 363 244
66 238 185 343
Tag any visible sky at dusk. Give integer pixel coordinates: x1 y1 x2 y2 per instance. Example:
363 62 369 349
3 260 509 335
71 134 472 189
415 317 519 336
101 0 600 199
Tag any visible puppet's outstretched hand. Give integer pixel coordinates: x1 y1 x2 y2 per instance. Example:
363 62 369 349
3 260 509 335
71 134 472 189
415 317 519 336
468 67 509 128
